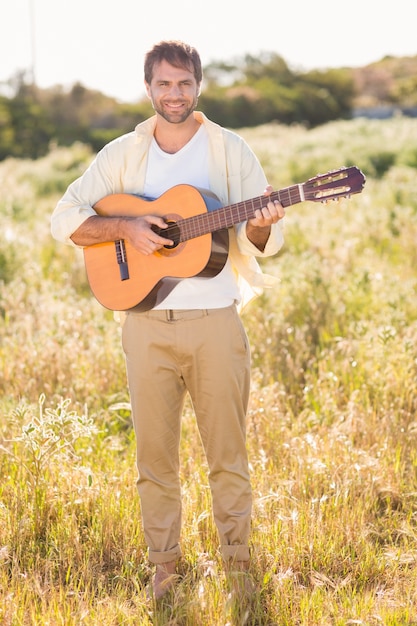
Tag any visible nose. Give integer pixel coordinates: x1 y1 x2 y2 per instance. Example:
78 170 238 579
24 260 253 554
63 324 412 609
169 84 183 97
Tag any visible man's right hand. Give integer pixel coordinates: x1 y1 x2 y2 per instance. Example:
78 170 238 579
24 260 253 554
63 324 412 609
125 215 174 255
70 214 173 254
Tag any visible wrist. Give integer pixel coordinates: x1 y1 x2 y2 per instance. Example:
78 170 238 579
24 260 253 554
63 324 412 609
246 223 271 251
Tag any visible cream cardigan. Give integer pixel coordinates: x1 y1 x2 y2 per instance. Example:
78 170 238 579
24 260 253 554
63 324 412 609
51 112 284 309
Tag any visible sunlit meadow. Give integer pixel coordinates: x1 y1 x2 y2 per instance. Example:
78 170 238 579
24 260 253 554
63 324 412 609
1 117 417 625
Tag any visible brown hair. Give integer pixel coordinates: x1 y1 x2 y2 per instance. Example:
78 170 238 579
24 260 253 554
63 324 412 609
144 40 203 85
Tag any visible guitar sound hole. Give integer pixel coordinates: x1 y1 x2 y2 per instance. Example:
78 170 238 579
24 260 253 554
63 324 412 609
152 222 180 249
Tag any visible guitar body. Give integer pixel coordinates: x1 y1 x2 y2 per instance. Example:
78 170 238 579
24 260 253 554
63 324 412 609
83 185 229 311
82 167 366 312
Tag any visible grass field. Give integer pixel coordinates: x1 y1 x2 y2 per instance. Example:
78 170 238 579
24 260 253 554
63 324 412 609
1 116 417 625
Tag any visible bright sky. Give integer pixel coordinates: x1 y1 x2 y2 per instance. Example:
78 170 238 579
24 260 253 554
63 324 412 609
1 0 416 103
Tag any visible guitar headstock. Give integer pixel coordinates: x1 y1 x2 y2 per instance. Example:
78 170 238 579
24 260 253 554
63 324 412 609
303 166 366 202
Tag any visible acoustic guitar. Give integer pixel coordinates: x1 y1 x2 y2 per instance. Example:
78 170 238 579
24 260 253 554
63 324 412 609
83 166 365 311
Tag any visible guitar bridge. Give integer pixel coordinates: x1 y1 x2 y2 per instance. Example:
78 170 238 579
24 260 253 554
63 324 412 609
115 240 129 280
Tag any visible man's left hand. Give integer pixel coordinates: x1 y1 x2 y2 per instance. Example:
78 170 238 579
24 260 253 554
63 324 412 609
246 185 285 250
248 185 285 228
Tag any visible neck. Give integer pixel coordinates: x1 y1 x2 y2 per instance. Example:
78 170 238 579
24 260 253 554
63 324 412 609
154 115 201 154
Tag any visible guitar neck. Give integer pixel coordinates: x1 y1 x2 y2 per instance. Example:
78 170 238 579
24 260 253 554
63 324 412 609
178 185 302 243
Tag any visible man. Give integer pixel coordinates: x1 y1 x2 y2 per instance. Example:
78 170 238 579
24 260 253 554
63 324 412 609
51 40 285 600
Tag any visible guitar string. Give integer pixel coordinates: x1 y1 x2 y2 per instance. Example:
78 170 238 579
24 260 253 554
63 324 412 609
176 185 302 242
158 167 362 242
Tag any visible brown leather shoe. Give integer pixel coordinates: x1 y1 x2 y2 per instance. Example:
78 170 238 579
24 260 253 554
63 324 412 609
152 560 177 600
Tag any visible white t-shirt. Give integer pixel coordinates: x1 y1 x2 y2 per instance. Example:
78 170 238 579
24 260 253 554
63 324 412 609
144 125 240 309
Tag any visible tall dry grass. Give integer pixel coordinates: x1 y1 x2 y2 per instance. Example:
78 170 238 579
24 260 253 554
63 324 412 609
1 118 417 625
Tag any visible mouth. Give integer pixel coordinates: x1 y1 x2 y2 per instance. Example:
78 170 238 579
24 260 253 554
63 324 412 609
164 101 185 112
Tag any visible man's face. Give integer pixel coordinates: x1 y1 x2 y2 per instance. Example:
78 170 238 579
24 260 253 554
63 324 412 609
145 59 200 124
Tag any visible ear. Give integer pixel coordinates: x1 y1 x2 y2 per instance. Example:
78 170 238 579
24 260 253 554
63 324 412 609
145 81 151 99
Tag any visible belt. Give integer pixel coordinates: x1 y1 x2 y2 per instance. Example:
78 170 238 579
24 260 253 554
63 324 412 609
140 308 209 322
133 304 235 322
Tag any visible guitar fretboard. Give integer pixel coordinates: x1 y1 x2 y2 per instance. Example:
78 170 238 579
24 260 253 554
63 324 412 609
173 185 302 242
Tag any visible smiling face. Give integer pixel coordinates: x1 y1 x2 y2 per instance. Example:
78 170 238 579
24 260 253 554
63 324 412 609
145 59 201 125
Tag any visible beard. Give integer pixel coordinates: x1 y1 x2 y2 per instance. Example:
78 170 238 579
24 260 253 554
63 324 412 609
151 95 199 124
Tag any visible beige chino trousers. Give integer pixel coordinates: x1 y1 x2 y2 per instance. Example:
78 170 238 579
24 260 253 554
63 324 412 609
122 304 252 565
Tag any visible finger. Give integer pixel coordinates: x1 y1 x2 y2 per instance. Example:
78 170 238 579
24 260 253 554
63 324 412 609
154 233 174 246
268 200 285 219
147 215 169 229
275 201 285 218
148 235 174 251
